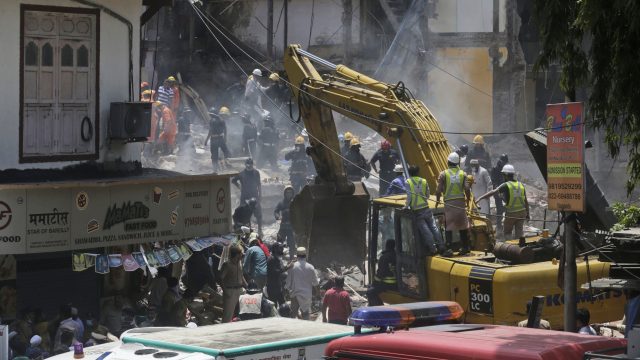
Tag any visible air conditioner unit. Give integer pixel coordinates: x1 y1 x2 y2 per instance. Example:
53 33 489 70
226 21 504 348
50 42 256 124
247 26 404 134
109 102 151 141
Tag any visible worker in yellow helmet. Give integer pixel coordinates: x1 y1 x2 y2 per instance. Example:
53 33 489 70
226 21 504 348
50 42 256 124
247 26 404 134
435 152 472 255
342 132 354 155
284 136 310 193
344 137 371 182
465 134 491 172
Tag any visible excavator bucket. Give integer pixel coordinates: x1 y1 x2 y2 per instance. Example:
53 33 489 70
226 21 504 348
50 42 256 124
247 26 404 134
290 182 370 270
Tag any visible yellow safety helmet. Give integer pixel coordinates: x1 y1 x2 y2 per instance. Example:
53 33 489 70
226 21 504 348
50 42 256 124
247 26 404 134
344 132 353 141
295 136 305 145
166 76 176 82
269 73 280 82
350 137 360 147
219 106 230 115
473 134 484 144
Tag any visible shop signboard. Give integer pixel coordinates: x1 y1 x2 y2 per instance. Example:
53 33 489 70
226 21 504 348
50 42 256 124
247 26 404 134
546 102 585 212
0 175 232 254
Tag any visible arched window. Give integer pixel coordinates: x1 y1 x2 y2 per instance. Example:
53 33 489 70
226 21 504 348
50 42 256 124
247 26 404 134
42 42 53 66
77 45 88 67
61 44 73 67
25 41 38 66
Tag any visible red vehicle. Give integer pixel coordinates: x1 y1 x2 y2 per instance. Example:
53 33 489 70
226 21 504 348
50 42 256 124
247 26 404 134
324 324 627 360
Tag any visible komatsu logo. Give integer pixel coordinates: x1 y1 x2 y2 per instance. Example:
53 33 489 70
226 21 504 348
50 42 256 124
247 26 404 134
546 289 623 306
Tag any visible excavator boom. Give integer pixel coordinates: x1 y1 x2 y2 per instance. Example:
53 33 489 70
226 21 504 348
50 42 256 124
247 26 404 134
284 45 455 268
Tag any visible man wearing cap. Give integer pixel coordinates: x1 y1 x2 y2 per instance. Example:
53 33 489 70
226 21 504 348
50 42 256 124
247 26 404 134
205 106 231 172
157 76 176 108
286 247 319 320
469 158 492 215
384 164 406 196
285 136 310 193
342 132 354 156
436 152 472 255
476 164 529 240
232 159 263 236
243 236 268 289
370 140 400 195
238 281 275 320
26 335 49 359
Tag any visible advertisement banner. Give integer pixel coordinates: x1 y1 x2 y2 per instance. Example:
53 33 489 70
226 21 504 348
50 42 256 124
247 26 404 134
546 102 585 212
0 176 231 254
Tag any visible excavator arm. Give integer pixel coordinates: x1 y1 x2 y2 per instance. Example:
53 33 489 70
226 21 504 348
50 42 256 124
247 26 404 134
283 45 454 268
284 45 451 190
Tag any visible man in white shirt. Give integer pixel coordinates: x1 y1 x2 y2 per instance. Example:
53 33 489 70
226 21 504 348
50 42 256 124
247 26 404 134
469 159 492 215
286 247 319 320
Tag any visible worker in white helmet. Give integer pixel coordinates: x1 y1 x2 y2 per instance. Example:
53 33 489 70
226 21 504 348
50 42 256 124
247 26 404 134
435 152 472 255
244 68 271 120
476 164 530 241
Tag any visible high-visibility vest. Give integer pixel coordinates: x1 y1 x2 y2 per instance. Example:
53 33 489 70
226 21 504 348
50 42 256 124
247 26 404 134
505 181 526 213
444 167 466 201
406 176 429 210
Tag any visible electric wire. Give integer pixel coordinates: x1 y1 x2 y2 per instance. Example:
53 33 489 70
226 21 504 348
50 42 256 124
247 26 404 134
189 2 560 224
189 4 591 136
571 228 640 281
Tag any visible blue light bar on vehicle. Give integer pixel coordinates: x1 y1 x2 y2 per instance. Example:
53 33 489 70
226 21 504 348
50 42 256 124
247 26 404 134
349 301 464 328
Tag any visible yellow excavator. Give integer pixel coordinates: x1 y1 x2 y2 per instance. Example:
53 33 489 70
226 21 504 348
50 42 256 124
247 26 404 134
283 45 625 329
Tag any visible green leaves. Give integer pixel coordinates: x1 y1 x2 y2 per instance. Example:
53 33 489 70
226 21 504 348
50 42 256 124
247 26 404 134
534 0 640 194
611 202 640 231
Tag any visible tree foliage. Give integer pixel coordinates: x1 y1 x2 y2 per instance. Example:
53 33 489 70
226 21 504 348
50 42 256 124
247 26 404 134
534 0 640 194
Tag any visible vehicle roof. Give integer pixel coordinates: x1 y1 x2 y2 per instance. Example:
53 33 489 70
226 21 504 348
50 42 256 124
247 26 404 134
325 325 627 360
122 318 353 357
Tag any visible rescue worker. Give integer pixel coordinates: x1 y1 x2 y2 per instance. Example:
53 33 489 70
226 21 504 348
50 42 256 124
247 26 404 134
157 76 175 108
204 106 231 172
405 165 450 256
342 132 353 155
145 101 168 155
238 281 275 320
456 144 469 170
141 89 153 102
258 115 279 170
284 136 310 193
469 159 492 215
465 135 492 172
491 154 509 232
241 113 258 157
344 137 371 182
385 164 406 196
274 186 296 251
156 102 177 155
435 152 472 255
366 239 396 306
169 77 180 115
244 69 270 120
475 164 530 241
370 140 400 196
232 198 258 232
232 158 263 236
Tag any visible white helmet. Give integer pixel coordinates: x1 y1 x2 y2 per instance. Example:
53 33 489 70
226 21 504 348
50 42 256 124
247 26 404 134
501 164 515 174
447 152 460 164
393 164 404 173
252 68 262 77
